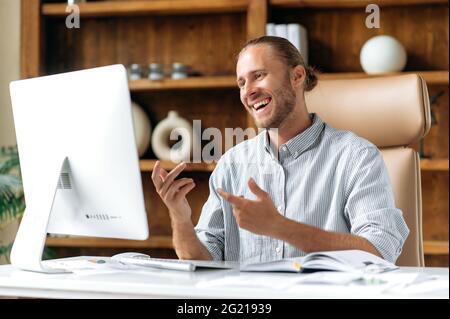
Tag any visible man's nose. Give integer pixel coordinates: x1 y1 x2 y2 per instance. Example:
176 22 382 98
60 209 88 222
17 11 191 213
242 82 258 102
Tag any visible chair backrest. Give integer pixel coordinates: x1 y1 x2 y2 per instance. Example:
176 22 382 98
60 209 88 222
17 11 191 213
306 74 431 266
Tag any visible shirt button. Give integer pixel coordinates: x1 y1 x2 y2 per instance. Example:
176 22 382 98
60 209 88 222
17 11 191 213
275 247 281 253
277 206 283 212
294 151 299 157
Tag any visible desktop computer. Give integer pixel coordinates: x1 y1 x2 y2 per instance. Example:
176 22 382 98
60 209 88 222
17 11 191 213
9 65 149 273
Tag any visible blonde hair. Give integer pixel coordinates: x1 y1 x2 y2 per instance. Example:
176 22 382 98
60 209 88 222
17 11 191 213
239 36 317 92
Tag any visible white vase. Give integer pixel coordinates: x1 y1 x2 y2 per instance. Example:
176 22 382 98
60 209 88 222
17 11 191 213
360 35 407 74
131 102 152 157
151 111 197 162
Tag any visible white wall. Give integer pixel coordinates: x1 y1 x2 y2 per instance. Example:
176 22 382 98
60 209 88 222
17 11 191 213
0 0 21 146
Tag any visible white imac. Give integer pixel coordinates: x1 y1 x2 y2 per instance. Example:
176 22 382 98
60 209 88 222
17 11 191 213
9 64 149 273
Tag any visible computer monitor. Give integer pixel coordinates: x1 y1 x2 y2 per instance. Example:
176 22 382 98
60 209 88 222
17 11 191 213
9 64 149 273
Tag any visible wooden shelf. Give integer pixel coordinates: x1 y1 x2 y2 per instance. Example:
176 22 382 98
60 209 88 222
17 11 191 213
140 160 216 172
42 0 249 17
421 159 449 171
318 71 449 85
271 0 449 8
128 71 448 92
129 76 237 92
46 236 174 249
424 240 449 255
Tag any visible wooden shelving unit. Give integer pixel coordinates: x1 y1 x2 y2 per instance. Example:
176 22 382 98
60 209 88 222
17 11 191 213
420 159 449 171
46 236 174 249
42 0 249 17
270 0 449 8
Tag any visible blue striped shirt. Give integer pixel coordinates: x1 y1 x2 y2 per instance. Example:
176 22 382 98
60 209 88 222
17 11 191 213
195 114 409 263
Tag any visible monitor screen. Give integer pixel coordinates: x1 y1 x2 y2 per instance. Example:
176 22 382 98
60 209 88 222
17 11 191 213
9 65 149 273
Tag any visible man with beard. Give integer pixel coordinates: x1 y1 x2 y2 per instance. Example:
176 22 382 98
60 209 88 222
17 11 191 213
151 36 409 264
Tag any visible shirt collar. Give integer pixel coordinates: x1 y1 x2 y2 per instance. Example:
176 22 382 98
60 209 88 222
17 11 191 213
263 113 325 160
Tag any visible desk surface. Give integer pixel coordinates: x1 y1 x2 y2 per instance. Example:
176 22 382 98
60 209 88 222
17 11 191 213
0 259 448 299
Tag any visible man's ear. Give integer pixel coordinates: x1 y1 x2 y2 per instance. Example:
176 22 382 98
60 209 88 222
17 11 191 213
291 65 306 90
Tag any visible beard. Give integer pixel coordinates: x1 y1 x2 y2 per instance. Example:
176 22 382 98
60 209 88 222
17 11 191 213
253 81 296 129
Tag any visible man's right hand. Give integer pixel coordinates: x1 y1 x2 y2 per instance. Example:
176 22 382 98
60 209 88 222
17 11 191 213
151 161 196 223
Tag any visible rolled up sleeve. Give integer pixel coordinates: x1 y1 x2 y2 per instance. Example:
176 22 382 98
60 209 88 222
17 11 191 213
345 146 409 263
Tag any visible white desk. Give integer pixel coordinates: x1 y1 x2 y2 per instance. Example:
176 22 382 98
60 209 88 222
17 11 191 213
0 259 448 299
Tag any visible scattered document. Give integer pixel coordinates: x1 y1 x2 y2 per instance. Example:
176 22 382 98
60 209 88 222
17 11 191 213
43 256 149 276
380 274 449 296
295 272 363 285
240 250 398 273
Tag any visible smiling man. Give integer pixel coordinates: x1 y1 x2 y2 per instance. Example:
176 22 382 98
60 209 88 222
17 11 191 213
151 36 409 264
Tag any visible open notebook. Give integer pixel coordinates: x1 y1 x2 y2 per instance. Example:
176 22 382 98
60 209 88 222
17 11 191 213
240 250 398 273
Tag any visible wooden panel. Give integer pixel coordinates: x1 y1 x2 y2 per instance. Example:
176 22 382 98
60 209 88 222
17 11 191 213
270 5 449 72
21 0 42 78
247 0 267 40
271 0 449 8
420 87 449 159
42 0 249 17
44 14 247 77
46 236 173 248
425 255 449 267
45 247 177 259
421 171 449 242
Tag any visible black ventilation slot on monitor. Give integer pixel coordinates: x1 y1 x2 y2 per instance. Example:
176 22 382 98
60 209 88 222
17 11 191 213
57 172 72 189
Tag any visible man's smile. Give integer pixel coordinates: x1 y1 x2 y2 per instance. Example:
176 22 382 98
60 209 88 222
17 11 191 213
250 97 272 115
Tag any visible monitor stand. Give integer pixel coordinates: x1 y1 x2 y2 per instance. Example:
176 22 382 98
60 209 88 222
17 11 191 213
10 156 71 273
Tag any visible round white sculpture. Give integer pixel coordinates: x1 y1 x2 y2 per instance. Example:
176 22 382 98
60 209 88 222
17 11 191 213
360 35 407 74
131 102 152 157
151 111 196 162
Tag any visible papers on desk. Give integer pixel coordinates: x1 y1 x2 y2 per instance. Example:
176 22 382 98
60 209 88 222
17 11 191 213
197 270 448 297
380 274 450 296
43 257 152 276
196 273 306 290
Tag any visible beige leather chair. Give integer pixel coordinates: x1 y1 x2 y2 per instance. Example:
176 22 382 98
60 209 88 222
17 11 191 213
306 74 431 266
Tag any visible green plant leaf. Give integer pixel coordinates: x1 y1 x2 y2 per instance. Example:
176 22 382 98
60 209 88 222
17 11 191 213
0 145 25 228
0 242 13 263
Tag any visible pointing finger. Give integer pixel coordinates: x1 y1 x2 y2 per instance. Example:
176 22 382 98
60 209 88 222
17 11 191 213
217 188 245 207
248 178 267 199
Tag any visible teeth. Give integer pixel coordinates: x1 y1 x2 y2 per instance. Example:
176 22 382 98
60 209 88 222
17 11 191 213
253 98 270 109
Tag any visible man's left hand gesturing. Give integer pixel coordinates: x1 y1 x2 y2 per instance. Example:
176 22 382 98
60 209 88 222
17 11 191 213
217 178 284 236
